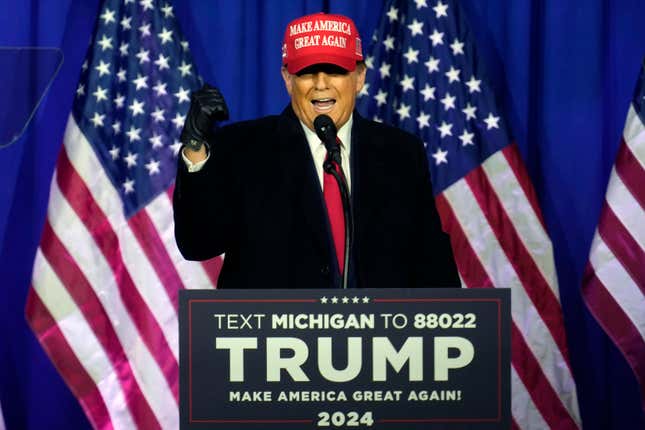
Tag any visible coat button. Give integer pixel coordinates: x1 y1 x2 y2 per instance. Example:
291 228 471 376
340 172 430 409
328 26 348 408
320 265 330 276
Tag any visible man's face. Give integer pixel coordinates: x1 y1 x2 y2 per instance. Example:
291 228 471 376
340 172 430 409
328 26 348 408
281 63 366 132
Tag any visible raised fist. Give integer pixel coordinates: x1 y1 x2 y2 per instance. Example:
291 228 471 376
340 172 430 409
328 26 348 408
180 84 229 150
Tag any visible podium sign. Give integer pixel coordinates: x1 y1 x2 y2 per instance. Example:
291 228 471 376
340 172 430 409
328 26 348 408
180 288 510 429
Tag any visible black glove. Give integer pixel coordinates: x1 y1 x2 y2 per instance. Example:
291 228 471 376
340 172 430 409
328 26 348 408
180 84 229 151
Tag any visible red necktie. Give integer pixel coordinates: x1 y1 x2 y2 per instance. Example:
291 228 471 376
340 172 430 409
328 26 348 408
323 144 345 274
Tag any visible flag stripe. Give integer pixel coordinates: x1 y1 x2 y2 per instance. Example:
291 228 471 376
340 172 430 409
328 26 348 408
45 175 179 427
56 143 180 391
38 221 159 429
145 193 215 289
26 290 115 430
500 145 548 231
443 179 581 426
588 236 645 334
615 139 645 211
582 268 645 400
482 149 558 295
605 168 645 252
62 118 180 361
511 324 580 429
464 166 571 362
624 106 645 160
128 208 184 309
598 205 645 293
510 366 550 430
435 193 574 428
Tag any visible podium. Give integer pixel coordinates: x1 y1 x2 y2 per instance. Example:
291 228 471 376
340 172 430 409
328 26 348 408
180 288 510 429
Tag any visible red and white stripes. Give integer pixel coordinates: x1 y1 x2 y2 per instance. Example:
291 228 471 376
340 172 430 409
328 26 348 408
436 144 582 429
26 116 221 429
582 104 645 408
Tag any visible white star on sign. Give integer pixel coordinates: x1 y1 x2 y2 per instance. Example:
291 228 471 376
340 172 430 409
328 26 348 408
437 121 453 137
462 103 477 120
379 62 391 79
434 1 449 18
89 112 105 127
138 23 151 38
132 74 148 90
114 93 125 109
120 16 132 31
420 84 436 101
342 297 349 304
403 46 419 64
95 60 110 76
125 127 141 143
414 0 428 8
149 134 163 149
136 48 150 64
178 61 192 77
407 19 424 36
129 99 145 117
396 102 411 120
459 130 475 146
320 297 328 304
151 107 165 122
331 296 339 304
466 76 482 93
383 35 395 51
154 54 170 70
362 296 370 303
123 151 138 167
374 89 387 107
100 8 115 24
425 56 440 73
386 6 398 22
484 113 500 129
432 147 448 165
450 38 465 55
97 35 112 51
352 297 360 304
429 29 444 46
440 93 456 110
416 111 430 129
153 81 167 96
93 86 108 102
161 4 174 17
445 66 460 83
172 112 186 129
123 178 135 194
145 159 161 175
175 86 190 103
158 27 173 44
400 74 415 92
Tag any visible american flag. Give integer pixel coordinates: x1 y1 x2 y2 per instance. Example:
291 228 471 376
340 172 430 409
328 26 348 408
25 0 221 428
582 61 645 411
358 0 582 428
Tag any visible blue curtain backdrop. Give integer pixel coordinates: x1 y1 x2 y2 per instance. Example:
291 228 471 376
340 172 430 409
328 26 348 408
0 1 643 429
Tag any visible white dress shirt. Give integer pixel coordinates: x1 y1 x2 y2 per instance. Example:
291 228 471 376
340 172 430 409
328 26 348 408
181 114 353 191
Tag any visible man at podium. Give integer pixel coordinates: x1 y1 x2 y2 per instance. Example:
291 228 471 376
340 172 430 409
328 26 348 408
173 12 459 289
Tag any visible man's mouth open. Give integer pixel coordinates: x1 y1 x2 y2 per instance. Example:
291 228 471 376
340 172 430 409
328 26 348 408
312 98 336 113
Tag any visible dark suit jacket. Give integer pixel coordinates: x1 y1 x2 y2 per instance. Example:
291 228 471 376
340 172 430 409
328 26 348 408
173 106 459 289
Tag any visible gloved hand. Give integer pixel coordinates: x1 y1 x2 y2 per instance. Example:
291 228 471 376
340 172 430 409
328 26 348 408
180 84 229 151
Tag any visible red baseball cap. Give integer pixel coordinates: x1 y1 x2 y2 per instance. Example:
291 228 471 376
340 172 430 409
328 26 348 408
282 12 363 74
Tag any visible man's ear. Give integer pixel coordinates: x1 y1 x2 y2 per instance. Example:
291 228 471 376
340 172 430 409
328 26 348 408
355 63 367 94
281 67 293 96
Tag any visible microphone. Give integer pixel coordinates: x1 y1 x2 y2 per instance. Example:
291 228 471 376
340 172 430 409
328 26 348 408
314 115 341 166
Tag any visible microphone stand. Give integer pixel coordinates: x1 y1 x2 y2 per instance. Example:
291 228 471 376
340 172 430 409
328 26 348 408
323 153 353 290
